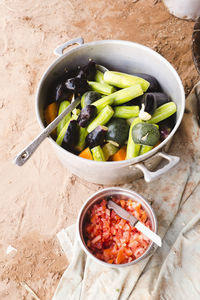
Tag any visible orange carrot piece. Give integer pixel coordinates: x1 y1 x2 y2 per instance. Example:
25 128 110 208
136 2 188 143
44 102 58 137
79 147 93 160
111 146 127 161
116 248 126 264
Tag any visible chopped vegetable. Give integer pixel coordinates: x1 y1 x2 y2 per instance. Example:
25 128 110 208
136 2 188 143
79 147 93 160
139 145 153 155
81 91 102 108
126 117 142 159
104 71 150 92
102 143 119 160
87 105 114 133
61 120 79 151
86 125 108 148
106 118 129 147
83 197 151 264
92 85 143 112
77 105 97 128
147 102 176 124
132 123 160 146
95 70 106 83
57 100 71 136
111 146 127 161
44 102 58 137
91 145 106 161
88 81 116 95
113 106 139 118
75 127 88 152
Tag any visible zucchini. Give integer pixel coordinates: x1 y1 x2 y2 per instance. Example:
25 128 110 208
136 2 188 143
91 145 106 161
102 142 119 160
132 123 160 146
113 106 139 118
147 102 176 124
88 81 116 95
104 71 150 92
106 118 129 147
81 91 102 108
92 85 143 112
139 145 153 155
57 101 71 136
75 127 88 152
126 117 142 159
87 105 114 133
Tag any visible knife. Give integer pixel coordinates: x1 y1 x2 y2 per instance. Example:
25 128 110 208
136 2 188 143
107 200 162 247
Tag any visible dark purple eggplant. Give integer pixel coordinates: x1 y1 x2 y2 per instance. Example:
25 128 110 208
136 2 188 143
86 125 108 148
139 92 170 121
61 120 79 151
80 60 96 80
77 105 97 128
133 73 161 92
158 113 176 140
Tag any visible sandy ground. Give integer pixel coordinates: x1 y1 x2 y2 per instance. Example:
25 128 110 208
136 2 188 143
0 0 199 299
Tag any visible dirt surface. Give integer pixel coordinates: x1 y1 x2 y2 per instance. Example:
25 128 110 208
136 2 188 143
0 0 199 299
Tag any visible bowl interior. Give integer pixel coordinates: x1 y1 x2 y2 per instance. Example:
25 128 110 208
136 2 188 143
78 187 157 267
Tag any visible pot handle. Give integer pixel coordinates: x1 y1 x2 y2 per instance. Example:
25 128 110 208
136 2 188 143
134 152 180 182
54 37 84 56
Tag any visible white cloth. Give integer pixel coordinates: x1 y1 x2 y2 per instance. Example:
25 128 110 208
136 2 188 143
53 83 200 300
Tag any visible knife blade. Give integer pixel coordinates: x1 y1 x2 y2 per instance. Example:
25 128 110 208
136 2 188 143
107 200 162 247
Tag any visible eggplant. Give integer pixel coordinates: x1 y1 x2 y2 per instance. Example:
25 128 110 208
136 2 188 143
133 73 161 92
139 92 170 121
65 60 96 95
61 120 79 151
81 91 102 108
77 105 97 128
158 114 176 140
86 125 108 148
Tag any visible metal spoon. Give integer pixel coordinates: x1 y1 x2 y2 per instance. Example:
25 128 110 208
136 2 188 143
14 64 108 166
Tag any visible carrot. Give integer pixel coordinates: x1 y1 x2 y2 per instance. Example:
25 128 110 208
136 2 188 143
111 145 127 161
79 147 93 160
116 248 126 264
44 102 58 138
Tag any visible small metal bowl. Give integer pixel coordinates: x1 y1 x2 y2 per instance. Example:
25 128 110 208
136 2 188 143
77 187 158 268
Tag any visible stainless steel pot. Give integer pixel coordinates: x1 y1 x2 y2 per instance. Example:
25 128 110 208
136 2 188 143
36 37 185 184
77 187 157 268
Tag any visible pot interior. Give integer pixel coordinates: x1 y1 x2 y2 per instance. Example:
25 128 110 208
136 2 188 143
37 40 185 131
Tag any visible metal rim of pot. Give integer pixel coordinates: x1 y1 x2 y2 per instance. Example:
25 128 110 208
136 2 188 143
77 187 158 268
35 38 185 183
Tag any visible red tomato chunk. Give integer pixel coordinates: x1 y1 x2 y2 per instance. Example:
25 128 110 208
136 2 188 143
83 198 152 264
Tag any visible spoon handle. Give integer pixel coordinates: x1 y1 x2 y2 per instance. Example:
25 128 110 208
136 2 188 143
14 97 81 166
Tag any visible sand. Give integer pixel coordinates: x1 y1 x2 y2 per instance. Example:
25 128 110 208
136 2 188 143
0 0 199 299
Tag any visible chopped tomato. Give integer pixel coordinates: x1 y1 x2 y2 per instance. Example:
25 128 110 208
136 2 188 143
83 197 151 265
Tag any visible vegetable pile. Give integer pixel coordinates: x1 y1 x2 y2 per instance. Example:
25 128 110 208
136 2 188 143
83 197 151 264
44 60 177 161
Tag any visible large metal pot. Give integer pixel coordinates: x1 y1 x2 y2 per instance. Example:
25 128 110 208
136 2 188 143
36 38 185 184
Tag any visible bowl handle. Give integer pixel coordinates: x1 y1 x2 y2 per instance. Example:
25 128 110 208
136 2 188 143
134 152 180 182
54 37 84 56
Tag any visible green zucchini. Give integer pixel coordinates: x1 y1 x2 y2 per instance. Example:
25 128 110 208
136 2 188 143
126 117 142 159
75 127 88 152
106 118 129 147
113 106 139 118
57 101 71 136
147 102 176 124
92 85 143 113
102 142 119 160
87 105 114 133
139 145 153 155
91 145 106 161
104 71 150 92
88 81 116 95
132 123 160 146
